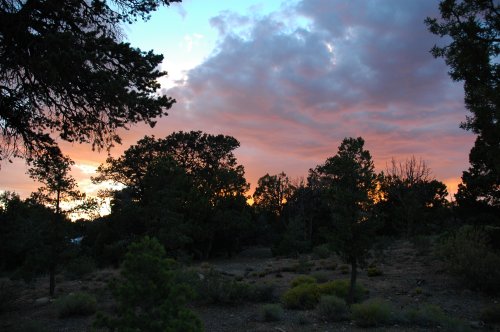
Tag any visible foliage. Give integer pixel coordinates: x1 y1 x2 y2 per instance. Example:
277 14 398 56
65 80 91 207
193 268 253 305
95 236 202 332
0 0 179 162
312 244 332 259
316 295 350 322
253 172 293 217
480 304 500 324
317 279 367 303
379 157 450 236
366 266 383 277
282 283 320 309
403 304 470 331
259 304 284 322
426 0 500 216
311 271 329 283
436 225 500 292
351 298 394 327
290 275 316 288
315 137 377 304
55 292 96 318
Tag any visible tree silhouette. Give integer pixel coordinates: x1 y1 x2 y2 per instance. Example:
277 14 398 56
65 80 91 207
316 137 377 305
426 0 499 219
0 0 180 163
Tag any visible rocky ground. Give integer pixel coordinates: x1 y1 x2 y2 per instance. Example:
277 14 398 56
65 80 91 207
0 238 498 331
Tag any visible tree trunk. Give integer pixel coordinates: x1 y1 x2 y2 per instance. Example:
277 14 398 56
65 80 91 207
49 263 56 296
347 259 357 306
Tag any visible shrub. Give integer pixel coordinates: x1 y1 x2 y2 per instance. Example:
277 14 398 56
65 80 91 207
480 304 500 324
317 279 367 303
352 298 394 327
259 303 284 322
56 292 96 318
404 304 470 331
290 275 316 288
316 295 350 321
249 282 278 302
64 256 96 280
437 225 500 292
94 236 202 332
195 268 252 305
366 266 383 277
282 283 320 309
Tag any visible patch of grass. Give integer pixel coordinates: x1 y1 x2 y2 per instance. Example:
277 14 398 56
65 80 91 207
290 275 316 288
352 298 394 327
282 283 320 309
259 304 284 322
480 304 500 324
317 279 367 303
316 295 350 322
55 292 97 318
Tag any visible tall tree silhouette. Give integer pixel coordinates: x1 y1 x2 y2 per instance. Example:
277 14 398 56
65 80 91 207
426 0 499 219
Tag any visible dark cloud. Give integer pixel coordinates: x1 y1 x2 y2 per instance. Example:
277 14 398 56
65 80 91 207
163 0 473 191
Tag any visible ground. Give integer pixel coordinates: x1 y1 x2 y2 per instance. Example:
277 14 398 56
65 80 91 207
0 239 498 331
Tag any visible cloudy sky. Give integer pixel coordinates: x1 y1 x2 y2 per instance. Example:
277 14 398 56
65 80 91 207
1 0 474 203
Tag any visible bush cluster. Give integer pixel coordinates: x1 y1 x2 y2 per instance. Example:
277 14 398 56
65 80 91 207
55 292 97 318
351 298 394 327
259 304 284 322
316 295 349 321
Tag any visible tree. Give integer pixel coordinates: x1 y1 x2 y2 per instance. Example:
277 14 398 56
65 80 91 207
253 172 293 218
95 236 202 332
94 131 250 259
0 0 180 163
380 157 449 235
426 0 499 218
316 137 377 305
27 148 86 296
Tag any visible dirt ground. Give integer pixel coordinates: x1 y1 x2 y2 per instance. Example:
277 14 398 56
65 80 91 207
1 239 498 332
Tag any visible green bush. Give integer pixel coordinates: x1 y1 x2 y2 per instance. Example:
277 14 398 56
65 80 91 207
64 256 96 280
94 236 202 332
56 292 96 318
366 266 383 277
404 304 470 331
290 275 316 288
480 304 500 324
195 268 252 305
317 279 367 303
282 283 320 309
316 295 350 321
259 303 284 322
437 225 500 292
311 271 329 283
352 298 394 327
249 282 278 302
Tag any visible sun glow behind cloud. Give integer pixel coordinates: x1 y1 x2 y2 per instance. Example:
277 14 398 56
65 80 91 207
0 0 474 210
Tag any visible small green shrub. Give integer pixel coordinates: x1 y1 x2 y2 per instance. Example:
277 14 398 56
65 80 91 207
56 292 97 318
282 283 320 309
317 295 350 321
313 244 332 259
64 256 96 280
311 271 329 283
366 266 383 277
318 279 367 303
290 275 316 288
352 298 394 327
480 304 500 324
294 257 314 273
195 269 253 305
404 304 470 331
259 303 284 322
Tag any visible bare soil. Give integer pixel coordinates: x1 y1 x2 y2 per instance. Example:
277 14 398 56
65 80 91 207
1 239 498 331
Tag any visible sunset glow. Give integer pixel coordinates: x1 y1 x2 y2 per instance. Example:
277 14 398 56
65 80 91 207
0 0 473 203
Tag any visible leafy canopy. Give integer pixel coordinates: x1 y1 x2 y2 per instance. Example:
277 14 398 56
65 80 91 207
0 0 180 163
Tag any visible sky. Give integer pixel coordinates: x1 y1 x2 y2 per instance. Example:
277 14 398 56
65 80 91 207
0 0 474 207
